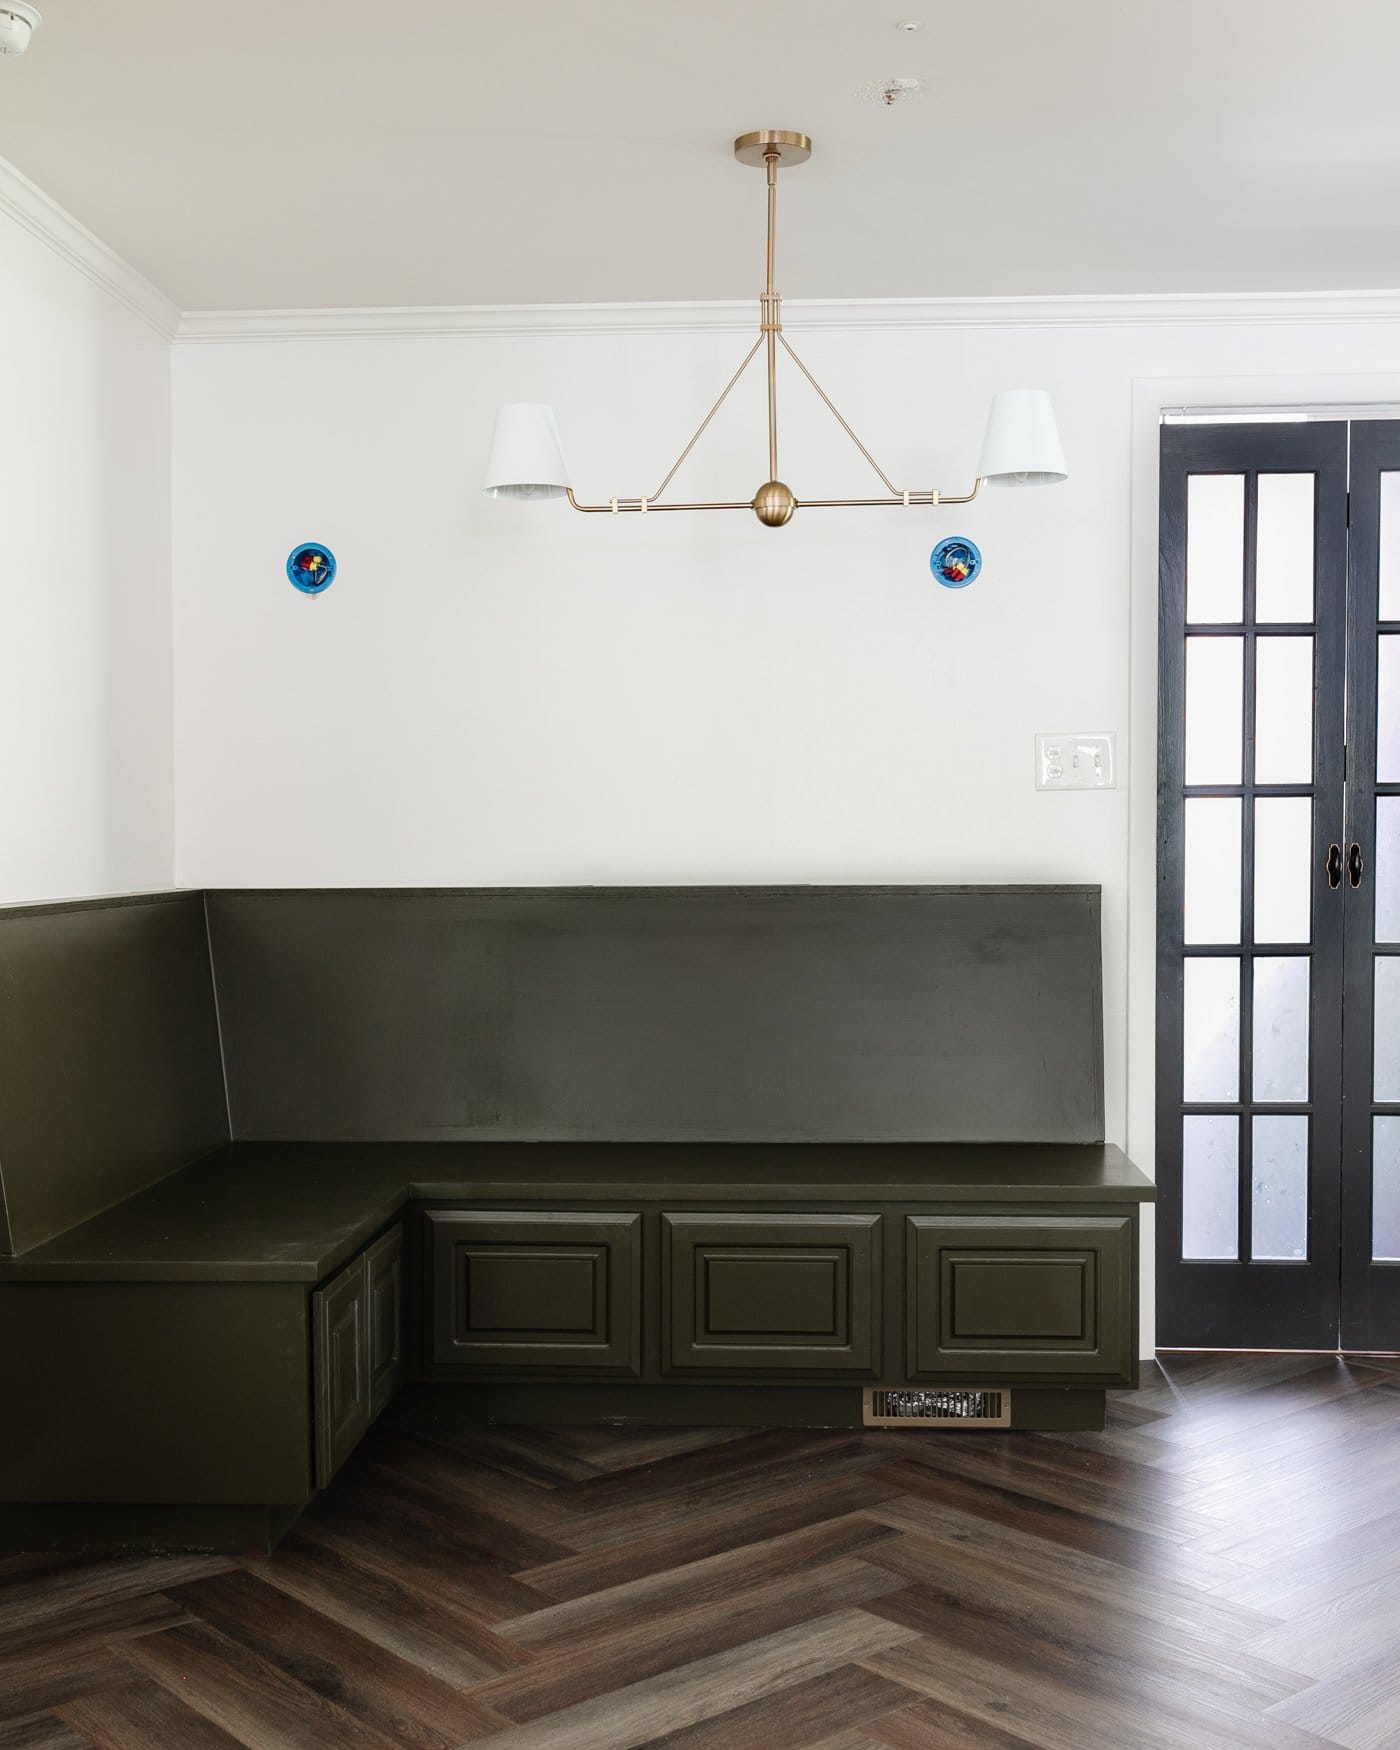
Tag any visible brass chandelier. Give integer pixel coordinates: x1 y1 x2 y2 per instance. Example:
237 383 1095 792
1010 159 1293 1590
484 129 1067 527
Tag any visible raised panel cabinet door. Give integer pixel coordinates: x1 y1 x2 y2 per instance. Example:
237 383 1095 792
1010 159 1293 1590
312 1253 371 1487
663 1212 881 1375
427 1210 641 1374
364 1225 404 1418
907 1214 1136 1386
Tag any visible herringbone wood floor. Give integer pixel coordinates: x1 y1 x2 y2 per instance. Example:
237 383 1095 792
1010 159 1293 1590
3 1355 1399 1748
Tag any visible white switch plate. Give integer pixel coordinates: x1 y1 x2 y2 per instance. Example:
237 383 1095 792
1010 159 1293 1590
1036 732 1117 790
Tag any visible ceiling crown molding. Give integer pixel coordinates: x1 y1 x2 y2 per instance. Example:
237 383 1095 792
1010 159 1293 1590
0 154 180 339
6 151 1400 347
174 289 1400 344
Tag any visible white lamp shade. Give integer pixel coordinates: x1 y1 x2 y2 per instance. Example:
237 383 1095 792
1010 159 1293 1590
483 402 571 501
976 390 1068 487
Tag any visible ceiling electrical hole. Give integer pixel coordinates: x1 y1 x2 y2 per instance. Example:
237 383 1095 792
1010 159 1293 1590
855 75 925 106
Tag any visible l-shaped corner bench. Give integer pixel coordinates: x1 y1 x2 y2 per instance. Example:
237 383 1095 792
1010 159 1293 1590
0 886 1153 1553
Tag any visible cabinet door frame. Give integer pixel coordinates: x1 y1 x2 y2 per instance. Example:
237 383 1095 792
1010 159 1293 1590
312 1255 371 1488
662 1211 881 1376
907 1213 1136 1385
427 1209 642 1375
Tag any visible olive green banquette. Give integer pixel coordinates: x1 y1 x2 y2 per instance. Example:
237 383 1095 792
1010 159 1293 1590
0 886 1153 1551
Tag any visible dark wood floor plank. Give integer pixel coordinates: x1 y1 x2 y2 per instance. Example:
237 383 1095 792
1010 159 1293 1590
555 1424 753 1472
637 1662 914 1749
477 1555 909 1724
293 1496 553 1623
1208 1503 1400 1615
868 1457 1250 1587
558 1429 884 1513
1247 1571 1400 1679
0 1719 91 1750
0 1654 132 1729
517 1470 907 1602
348 1425 576 1531
864 1580 1309 1738
0 1592 188 1666
860 1634 1334 1750
473 1611 922 1750
388 1419 601 1487
165 1569 508 1745
0 1559 231 1637
1265 1641 1400 1749
326 1455 575 1570
501 1512 898 1649
251 1531 529 1687
559 1443 894 1552
120 1620 407 1749
864 1543 1308 1710
880 1432 1222 1543
868 1696 1048 1748
56 1680 247 1749
859 1511 1281 1654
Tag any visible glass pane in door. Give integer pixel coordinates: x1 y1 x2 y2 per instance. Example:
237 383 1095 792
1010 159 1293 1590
1376 798 1400 944
1254 957 1310 1101
1183 958 1240 1101
1375 957 1400 1103
1183 1115 1239 1259
1254 638 1313 784
1252 1116 1309 1260
1187 476 1245 622
1379 474 1400 620
1185 799 1242 944
1185 639 1244 784
1379 637 1400 782
1256 474 1315 622
1254 798 1313 942
1376 1117 1400 1262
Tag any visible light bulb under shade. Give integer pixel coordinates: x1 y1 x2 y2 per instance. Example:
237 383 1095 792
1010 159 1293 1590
483 403 571 501
976 390 1068 488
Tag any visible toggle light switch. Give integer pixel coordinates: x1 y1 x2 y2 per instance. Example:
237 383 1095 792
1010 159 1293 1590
1036 732 1116 790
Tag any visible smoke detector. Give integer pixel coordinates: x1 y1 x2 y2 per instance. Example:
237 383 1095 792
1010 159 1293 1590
0 3 41 55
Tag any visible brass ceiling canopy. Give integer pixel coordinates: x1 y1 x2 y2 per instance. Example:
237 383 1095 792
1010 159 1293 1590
731 128 812 168
483 130 1069 526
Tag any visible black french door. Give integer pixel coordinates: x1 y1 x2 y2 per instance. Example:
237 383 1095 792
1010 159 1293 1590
1342 424 1400 1351
1158 419 1400 1352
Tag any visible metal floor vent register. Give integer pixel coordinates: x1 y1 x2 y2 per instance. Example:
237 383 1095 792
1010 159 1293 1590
863 1388 1011 1428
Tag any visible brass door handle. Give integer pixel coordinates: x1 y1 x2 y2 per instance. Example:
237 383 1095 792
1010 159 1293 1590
1327 843 1343 889
1348 842 1364 889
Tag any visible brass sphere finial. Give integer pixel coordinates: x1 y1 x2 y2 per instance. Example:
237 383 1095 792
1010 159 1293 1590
752 480 796 527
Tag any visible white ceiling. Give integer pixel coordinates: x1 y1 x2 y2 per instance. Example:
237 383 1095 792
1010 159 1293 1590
3 0 1400 311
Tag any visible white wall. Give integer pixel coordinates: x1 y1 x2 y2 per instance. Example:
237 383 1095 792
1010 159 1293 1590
171 306 1400 1354
0 191 175 903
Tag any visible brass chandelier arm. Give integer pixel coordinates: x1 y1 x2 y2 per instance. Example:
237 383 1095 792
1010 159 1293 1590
795 480 983 508
648 333 766 504
565 479 982 514
777 333 902 498
565 491 756 513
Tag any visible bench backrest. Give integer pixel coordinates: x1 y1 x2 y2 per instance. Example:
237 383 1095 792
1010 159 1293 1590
0 884 1104 1252
0 893 228 1252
